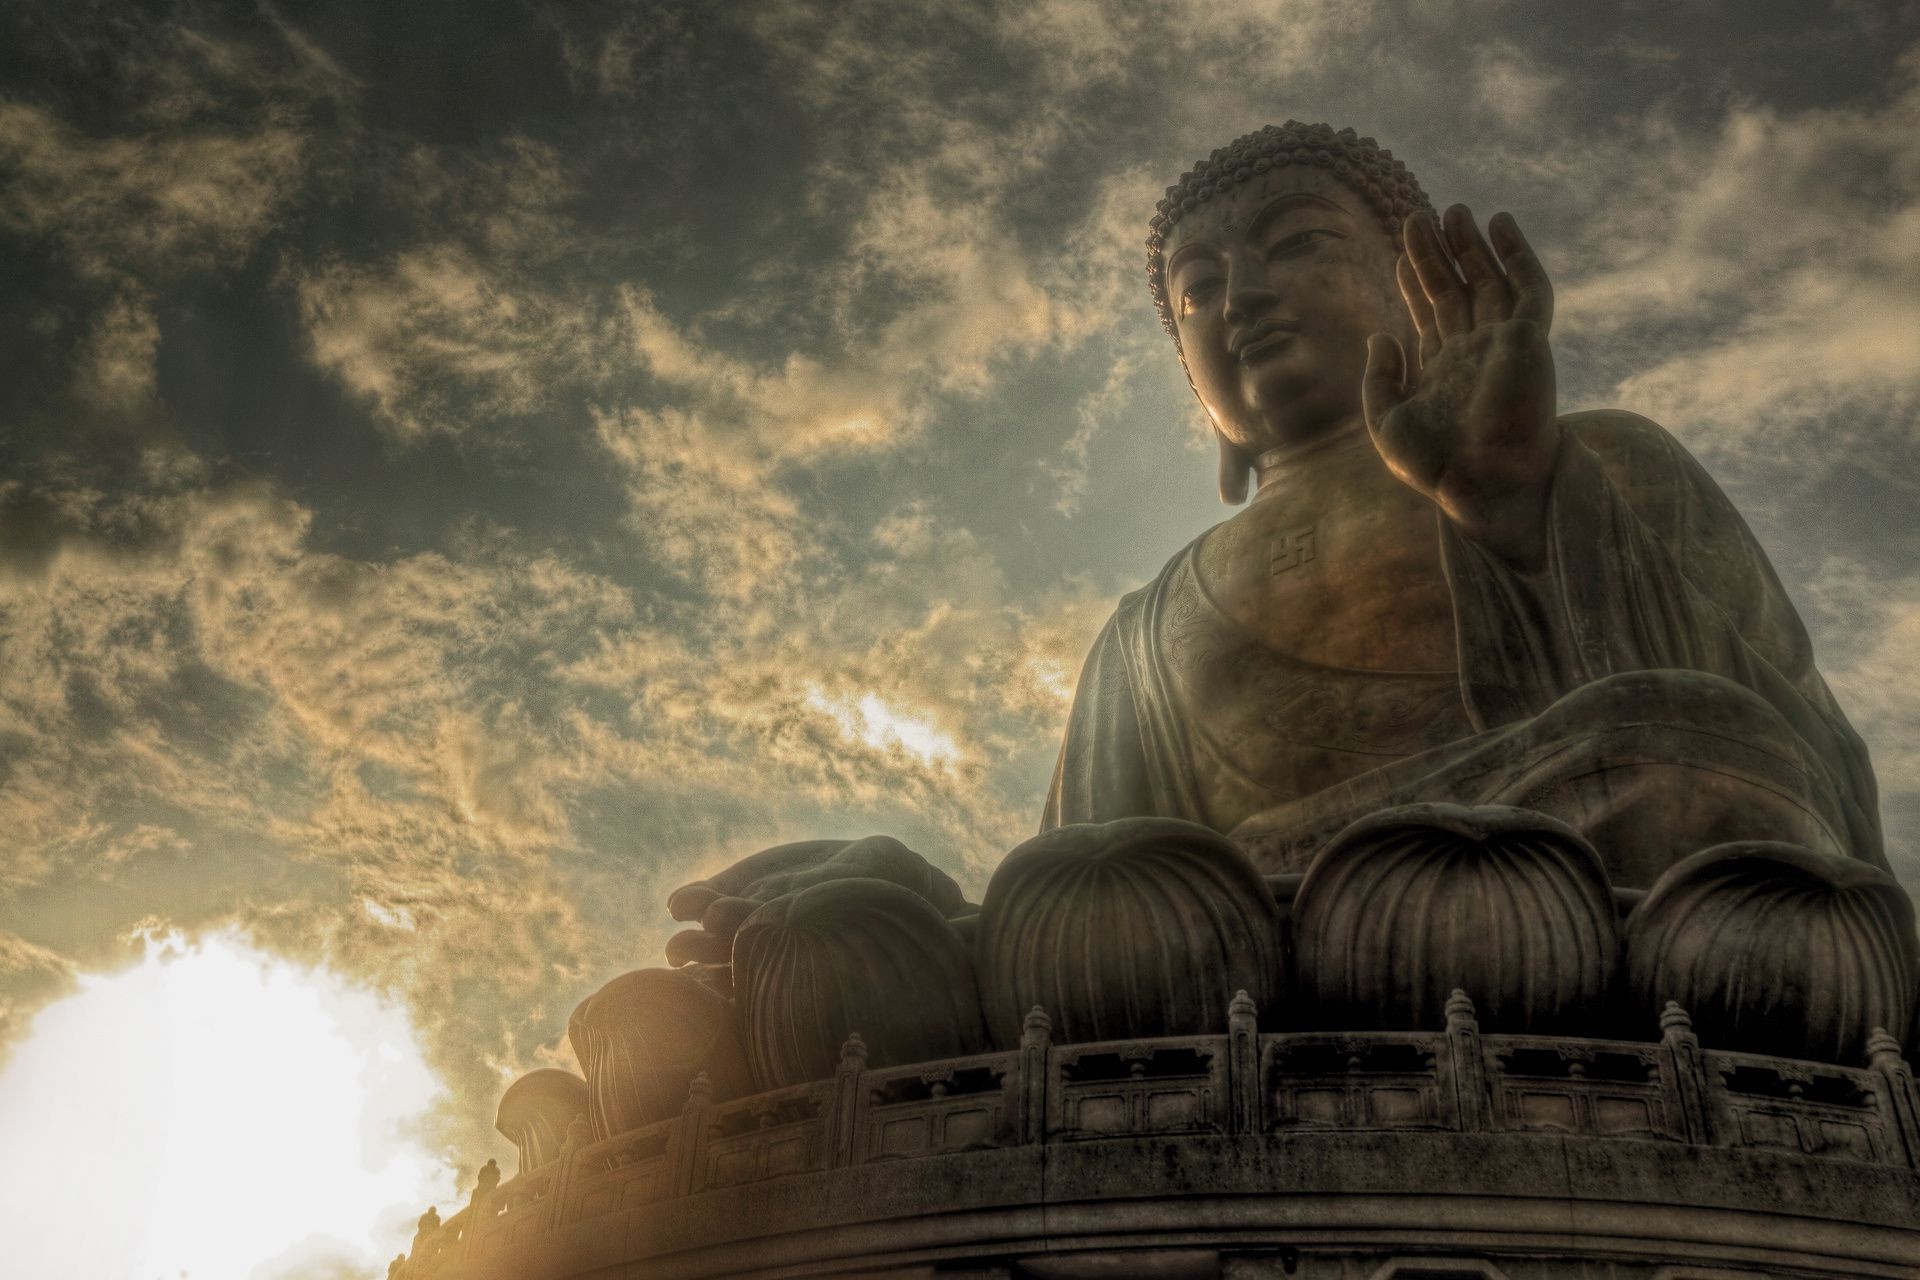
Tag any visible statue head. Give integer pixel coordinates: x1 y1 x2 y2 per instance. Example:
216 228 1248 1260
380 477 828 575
1146 123 1435 501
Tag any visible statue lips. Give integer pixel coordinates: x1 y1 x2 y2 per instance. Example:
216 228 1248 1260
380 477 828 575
1232 321 1300 366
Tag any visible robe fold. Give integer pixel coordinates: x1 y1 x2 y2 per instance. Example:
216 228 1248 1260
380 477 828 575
1041 411 1884 885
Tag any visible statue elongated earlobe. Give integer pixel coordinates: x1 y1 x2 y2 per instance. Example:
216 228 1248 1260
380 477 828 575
1216 430 1251 505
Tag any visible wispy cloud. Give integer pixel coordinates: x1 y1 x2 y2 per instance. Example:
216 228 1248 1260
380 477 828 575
0 23 347 284
1555 48 1920 453
0 933 72 1047
295 244 627 441
0 434 1115 1150
1798 560 1920 894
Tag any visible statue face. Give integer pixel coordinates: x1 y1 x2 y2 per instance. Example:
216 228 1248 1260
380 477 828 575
1164 166 1408 455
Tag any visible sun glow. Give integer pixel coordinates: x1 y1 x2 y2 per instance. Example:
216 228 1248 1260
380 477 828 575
0 931 457 1280
808 688 960 765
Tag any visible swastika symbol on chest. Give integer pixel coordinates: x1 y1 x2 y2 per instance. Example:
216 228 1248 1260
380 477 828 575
1270 525 1317 574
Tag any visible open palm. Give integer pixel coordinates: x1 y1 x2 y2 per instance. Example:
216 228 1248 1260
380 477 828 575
1362 206 1559 565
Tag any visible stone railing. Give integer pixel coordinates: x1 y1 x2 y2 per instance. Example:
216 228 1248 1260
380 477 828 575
398 992 1920 1278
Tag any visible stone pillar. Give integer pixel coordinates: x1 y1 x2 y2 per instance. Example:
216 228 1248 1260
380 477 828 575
830 1032 869 1168
1228 990 1260 1136
1020 1006 1052 1145
1660 1001 1716 1146
1867 1027 1920 1169
1445 990 1490 1133
670 1071 713 1198
542 1113 587 1232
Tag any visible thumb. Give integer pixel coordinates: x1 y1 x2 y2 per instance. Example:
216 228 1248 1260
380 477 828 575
1361 332 1408 432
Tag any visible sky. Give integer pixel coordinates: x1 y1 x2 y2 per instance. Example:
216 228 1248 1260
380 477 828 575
2 1 1919 1275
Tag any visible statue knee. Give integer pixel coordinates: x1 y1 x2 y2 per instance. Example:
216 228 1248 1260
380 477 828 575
1518 671 1844 888
1554 670 1798 753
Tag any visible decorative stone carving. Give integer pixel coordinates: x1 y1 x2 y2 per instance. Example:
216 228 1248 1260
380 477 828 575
566 968 752 1140
731 877 988 1090
495 1067 589 1175
975 817 1283 1046
666 836 972 967
1292 803 1617 1033
1625 841 1919 1063
470 1157 500 1208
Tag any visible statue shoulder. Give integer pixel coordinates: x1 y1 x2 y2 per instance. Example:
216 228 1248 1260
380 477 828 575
1078 536 1206 667
1561 408 1692 475
1559 409 1730 541
1560 409 1804 656
1123 535 1207 610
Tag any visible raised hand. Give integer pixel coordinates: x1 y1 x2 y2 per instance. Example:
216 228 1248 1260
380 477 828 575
1361 205 1559 566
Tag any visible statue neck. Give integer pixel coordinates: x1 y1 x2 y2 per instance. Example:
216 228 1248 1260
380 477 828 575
1251 420 1376 498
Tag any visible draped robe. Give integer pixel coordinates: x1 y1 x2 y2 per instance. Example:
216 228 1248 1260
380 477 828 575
1041 411 1884 886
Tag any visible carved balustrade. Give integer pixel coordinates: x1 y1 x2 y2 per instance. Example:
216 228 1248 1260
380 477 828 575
1264 1032 1455 1131
1048 1037 1231 1139
852 1050 1026 1161
697 1079 834 1189
397 994 1920 1277
558 1120 674 1223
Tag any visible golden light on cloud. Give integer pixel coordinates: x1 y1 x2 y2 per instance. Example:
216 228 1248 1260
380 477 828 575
1027 655 1077 706
808 687 961 765
0 931 455 1279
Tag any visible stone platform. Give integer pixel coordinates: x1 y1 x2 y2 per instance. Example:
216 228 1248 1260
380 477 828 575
398 996 1920 1279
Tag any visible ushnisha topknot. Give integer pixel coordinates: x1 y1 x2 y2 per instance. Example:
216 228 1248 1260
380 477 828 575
1147 121 1437 337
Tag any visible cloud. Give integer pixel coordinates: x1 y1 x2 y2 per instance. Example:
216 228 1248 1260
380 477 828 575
70 290 162 417
282 131 652 443
1043 342 1152 516
1829 593 1920 782
0 933 73 1051
611 151 1147 462
0 19 354 457
1799 559 1920 891
1470 38 1566 130
552 476 1114 871
295 244 627 441
985 0 1366 103
0 461 633 1139
252 1243 384 1280
591 404 811 600
0 25 346 286
543 0 703 99
582 138 1160 598
0 100 306 282
1554 48 1920 452
0 435 1119 1161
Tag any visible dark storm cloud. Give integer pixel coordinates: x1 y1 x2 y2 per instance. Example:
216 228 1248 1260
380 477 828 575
3 0 1919 1224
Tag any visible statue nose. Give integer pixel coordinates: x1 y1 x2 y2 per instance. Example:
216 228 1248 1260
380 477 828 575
1222 264 1280 328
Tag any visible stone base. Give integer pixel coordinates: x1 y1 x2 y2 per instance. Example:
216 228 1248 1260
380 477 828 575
408 1004 1920 1280
431 1130 1919 1279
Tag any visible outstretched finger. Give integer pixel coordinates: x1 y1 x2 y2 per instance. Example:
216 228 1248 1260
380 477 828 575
1396 253 1440 367
1404 211 1471 337
1444 204 1514 327
1491 212 1554 333
1361 332 1410 432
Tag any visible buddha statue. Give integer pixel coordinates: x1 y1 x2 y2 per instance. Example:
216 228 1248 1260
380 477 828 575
1043 121 1884 888
595 120 1894 1105
471 124 1919 1280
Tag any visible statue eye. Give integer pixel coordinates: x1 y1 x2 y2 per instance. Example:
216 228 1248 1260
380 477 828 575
1266 228 1339 259
1178 276 1221 315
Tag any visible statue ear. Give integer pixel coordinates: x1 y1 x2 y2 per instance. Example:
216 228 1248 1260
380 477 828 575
1216 430 1251 505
